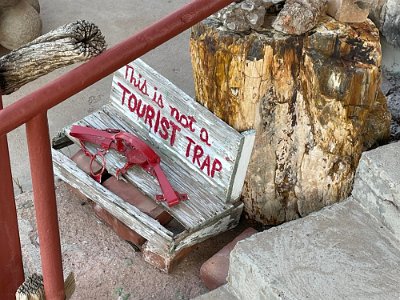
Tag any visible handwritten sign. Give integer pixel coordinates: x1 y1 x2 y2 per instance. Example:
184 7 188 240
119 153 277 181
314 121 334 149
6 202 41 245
64 59 254 229
112 63 242 189
116 67 223 179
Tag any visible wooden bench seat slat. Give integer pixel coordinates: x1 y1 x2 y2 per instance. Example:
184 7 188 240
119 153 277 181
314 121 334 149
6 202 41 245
52 149 174 248
173 202 243 253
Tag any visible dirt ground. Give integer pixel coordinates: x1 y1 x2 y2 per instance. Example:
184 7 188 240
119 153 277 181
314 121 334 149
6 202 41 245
16 181 252 300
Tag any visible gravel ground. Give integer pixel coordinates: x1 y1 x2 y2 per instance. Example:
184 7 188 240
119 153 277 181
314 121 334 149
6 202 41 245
16 182 251 300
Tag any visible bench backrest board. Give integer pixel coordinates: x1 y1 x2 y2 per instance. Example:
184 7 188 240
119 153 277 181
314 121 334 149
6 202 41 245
68 59 254 230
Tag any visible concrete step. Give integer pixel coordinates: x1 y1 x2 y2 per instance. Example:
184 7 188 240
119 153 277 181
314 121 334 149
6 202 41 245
352 141 400 240
228 197 400 299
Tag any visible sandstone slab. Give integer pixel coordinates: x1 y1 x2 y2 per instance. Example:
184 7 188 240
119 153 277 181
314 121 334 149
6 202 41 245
194 285 238 300
352 141 400 240
195 141 400 300
228 198 400 300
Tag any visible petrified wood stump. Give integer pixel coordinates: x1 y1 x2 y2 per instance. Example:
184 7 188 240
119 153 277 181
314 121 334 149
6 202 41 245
190 16 391 224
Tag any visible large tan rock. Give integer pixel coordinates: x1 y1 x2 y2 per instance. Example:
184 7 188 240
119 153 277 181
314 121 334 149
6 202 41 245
211 0 283 32
370 0 400 48
272 0 328 35
0 0 20 8
0 0 41 50
327 0 377 23
24 0 40 12
190 16 390 224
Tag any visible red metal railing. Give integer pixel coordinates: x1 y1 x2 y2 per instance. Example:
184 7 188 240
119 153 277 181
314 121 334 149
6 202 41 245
0 0 234 299
0 95 25 300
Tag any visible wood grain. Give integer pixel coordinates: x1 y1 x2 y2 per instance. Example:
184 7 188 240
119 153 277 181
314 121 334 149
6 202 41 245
190 16 390 225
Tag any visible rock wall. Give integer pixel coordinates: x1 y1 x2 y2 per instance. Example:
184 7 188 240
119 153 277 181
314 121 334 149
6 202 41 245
370 0 400 49
190 16 390 224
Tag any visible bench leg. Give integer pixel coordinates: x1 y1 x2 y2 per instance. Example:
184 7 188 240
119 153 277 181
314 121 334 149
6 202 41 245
142 203 243 273
142 243 193 273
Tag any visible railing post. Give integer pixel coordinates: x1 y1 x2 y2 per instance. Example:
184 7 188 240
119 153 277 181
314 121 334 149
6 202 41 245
0 95 25 300
26 112 65 300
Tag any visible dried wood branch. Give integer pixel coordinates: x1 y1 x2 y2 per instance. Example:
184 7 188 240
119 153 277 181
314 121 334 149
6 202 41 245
0 20 106 95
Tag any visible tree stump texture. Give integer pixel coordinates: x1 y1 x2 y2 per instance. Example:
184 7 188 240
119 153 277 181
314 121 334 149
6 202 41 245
190 16 390 224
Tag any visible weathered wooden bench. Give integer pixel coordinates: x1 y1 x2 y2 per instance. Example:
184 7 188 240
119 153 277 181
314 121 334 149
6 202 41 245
52 59 255 272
